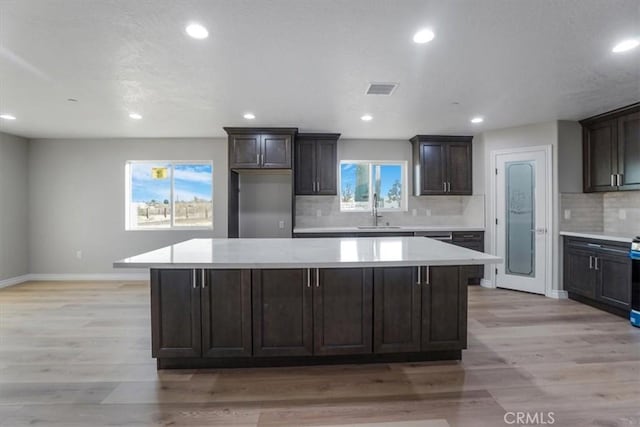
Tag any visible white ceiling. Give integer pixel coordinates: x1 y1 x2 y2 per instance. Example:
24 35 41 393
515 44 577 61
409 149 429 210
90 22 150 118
0 0 639 139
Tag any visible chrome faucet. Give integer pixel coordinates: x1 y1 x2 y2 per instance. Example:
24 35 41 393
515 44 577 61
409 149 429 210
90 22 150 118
372 193 383 226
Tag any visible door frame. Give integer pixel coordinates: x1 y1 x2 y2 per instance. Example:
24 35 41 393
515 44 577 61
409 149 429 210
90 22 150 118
487 145 554 297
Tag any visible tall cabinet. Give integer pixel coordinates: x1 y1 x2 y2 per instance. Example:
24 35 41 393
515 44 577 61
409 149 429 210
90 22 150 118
294 133 340 195
581 103 640 192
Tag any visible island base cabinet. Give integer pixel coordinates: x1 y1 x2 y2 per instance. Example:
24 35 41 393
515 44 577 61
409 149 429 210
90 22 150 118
252 269 313 357
421 266 467 351
373 267 421 353
151 269 202 358
314 268 373 356
202 270 252 358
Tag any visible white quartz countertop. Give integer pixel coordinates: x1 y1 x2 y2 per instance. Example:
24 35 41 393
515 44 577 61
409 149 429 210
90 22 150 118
560 231 636 244
114 237 501 269
293 226 485 234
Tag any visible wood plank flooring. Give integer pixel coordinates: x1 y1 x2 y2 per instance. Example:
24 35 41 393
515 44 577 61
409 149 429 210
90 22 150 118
0 281 638 426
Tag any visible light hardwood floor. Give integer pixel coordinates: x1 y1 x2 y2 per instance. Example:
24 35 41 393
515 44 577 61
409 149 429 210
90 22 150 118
0 281 638 426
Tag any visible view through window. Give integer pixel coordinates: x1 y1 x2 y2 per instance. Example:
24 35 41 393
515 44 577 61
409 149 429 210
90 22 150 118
126 162 213 230
340 161 406 211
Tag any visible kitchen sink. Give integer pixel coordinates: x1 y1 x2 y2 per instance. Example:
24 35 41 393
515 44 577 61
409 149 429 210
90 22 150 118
357 226 402 229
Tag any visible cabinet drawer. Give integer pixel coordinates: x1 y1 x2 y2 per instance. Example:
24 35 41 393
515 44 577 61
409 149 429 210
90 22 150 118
452 232 483 242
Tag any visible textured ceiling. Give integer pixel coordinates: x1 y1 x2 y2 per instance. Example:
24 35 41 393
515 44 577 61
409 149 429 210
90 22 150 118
0 0 639 139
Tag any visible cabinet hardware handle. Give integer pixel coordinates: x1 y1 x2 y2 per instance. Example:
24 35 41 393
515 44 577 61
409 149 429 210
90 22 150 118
443 182 447 192
594 257 599 271
307 269 311 288
262 154 264 165
587 243 602 248
589 255 593 269
193 270 197 289
201 270 206 288
426 266 430 285
316 182 320 192
617 174 623 186
447 182 451 192
316 269 320 287
257 154 260 165
417 266 421 285
611 174 615 187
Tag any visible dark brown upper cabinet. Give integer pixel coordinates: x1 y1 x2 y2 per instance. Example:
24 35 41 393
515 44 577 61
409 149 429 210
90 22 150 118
410 135 473 196
224 127 297 169
581 103 640 192
295 133 340 195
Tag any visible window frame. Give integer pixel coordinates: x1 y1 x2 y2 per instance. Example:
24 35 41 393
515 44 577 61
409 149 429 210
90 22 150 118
339 160 408 212
125 160 214 231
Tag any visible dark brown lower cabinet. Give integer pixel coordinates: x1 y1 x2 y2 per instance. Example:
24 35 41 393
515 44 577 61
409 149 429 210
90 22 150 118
421 266 467 351
252 269 313 357
314 268 373 356
202 270 252 357
373 267 421 353
151 265 469 368
596 251 632 310
151 269 202 358
563 237 632 316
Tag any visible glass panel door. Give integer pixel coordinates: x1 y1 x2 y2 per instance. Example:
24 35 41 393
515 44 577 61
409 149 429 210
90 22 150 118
505 161 535 277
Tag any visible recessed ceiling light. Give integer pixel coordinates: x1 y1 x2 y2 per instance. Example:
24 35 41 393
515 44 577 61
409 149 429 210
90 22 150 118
129 113 143 120
185 23 209 40
361 114 373 121
470 117 484 124
243 113 256 120
0 114 16 120
413 29 435 44
612 38 639 53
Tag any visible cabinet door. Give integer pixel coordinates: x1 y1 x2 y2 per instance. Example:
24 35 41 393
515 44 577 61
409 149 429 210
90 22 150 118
583 120 618 192
618 111 640 190
261 134 292 168
252 269 313 357
201 270 252 358
316 139 337 195
596 252 632 310
150 269 201 358
446 142 472 194
314 268 373 355
373 267 421 353
564 248 596 298
294 139 316 195
230 135 262 169
420 143 447 195
421 266 466 350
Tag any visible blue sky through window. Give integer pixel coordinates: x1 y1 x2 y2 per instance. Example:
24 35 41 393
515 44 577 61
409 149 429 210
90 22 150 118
131 163 212 203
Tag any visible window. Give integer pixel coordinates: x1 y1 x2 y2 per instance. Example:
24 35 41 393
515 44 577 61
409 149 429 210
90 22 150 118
126 161 213 230
340 161 407 211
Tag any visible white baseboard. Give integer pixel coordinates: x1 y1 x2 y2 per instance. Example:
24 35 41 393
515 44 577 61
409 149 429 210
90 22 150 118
28 273 149 282
0 274 32 289
546 289 569 299
480 278 495 288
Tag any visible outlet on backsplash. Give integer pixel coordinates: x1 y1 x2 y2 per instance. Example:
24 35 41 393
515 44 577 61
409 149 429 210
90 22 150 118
619 209 626 220
564 209 571 220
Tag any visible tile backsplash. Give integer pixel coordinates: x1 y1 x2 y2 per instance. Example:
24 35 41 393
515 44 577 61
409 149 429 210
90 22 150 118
559 193 604 232
295 195 485 228
604 192 640 235
560 191 640 235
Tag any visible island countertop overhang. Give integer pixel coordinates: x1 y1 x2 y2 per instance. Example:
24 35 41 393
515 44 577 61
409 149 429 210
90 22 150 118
114 237 502 269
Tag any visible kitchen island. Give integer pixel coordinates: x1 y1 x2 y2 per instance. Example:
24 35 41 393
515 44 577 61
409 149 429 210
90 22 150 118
114 237 501 369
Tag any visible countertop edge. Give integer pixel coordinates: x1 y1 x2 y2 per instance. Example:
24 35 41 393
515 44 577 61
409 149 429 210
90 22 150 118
293 226 486 233
559 231 634 244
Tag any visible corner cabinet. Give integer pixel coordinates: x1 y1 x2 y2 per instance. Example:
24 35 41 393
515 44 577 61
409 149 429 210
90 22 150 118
581 103 640 192
563 237 632 316
295 133 340 195
224 127 297 169
410 135 473 195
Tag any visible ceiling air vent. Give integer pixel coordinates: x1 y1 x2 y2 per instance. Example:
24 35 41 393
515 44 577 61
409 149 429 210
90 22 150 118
366 82 398 96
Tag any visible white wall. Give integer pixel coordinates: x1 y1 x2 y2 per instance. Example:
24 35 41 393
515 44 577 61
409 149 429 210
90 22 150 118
28 138 227 276
476 121 584 296
0 132 30 282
